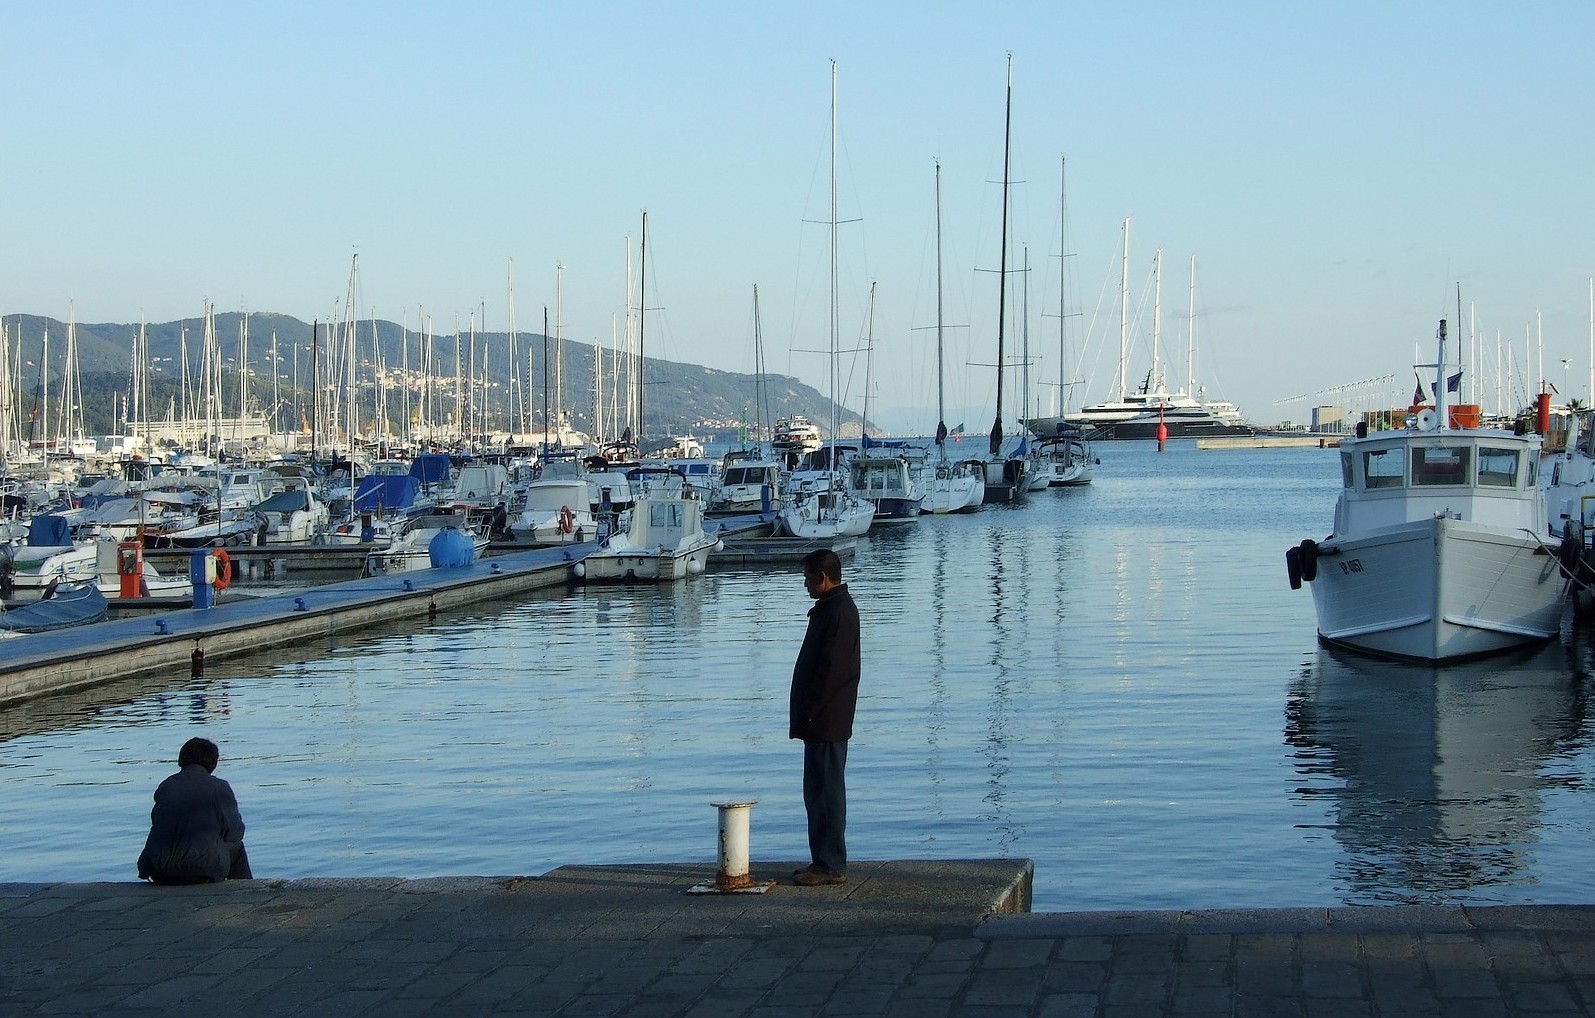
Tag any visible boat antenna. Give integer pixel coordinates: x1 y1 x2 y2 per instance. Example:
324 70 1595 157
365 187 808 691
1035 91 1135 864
990 54 1012 459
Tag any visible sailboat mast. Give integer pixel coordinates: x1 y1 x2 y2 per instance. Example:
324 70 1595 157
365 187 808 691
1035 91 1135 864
1187 256 1197 397
1057 158 1067 414
638 211 647 445
935 160 947 451
555 262 565 435
989 54 1013 459
542 306 551 455
829 60 840 460
753 284 768 447
1118 220 1129 401
862 281 876 440
1021 245 1030 423
1152 249 1163 394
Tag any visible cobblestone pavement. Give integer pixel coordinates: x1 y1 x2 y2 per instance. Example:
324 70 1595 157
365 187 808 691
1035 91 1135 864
3 862 1591 1016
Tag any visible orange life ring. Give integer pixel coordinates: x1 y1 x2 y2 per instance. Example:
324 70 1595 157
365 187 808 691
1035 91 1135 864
211 548 232 591
557 505 575 535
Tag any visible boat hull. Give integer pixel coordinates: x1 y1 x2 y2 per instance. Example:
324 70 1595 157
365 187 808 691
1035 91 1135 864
1076 418 1254 441
582 541 715 582
1308 516 1564 662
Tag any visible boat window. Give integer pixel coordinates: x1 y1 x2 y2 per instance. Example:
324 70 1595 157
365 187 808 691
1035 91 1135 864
1362 449 1404 489
1340 451 1354 488
1476 447 1520 487
1410 446 1470 486
649 503 683 529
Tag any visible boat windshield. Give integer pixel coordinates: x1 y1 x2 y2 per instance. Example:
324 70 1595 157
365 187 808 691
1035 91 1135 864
1410 446 1470 486
1477 447 1521 487
1362 449 1404 489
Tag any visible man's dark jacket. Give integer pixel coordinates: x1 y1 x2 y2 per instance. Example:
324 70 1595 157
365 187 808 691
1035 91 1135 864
789 583 861 742
136 763 246 884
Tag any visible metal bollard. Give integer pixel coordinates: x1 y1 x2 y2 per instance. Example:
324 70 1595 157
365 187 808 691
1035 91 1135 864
687 800 775 895
715 800 756 890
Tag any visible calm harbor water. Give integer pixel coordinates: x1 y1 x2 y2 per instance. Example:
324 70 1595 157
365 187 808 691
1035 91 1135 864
5 440 1595 912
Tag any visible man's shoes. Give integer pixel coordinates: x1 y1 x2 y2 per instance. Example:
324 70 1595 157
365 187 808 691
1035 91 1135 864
792 867 847 886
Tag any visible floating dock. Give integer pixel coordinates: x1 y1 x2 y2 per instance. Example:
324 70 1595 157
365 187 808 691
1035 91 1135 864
712 534 857 566
0 543 592 708
1197 434 1342 450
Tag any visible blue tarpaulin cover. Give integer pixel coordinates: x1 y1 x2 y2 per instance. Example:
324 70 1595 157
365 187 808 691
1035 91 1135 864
25 514 70 546
409 454 452 485
353 475 421 513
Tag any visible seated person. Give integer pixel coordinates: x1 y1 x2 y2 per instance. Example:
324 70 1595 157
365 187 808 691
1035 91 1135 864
137 737 253 885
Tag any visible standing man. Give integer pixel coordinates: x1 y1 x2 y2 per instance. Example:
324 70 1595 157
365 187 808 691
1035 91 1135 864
789 548 861 886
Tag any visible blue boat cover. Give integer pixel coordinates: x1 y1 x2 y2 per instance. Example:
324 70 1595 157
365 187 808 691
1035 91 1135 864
0 582 108 633
353 475 421 513
26 514 70 547
409 454 452 485
255 490 312 513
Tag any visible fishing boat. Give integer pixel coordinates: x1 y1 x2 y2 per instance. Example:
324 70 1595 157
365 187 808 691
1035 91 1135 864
1286 320 1565 662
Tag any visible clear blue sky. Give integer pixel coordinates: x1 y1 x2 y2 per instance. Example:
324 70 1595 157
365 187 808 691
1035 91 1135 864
6 2 1592 429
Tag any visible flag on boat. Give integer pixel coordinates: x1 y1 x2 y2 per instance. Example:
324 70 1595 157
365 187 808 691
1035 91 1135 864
1412 380 1425 405
949 423 964 436
1446 371 1463 393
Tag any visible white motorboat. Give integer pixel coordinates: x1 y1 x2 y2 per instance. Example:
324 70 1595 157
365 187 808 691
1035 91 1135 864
1287 321 1565 662
714 455 783 513
253 484 331 545
579 479 719 583
513 476 596 544
849 447 924 523
772 416 822 458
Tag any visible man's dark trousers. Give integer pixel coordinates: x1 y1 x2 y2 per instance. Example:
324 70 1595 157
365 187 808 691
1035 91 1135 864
803 740 848 873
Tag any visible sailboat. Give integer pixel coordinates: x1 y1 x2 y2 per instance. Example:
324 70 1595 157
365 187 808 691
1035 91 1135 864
978 56 1029 504
1027 158 1095 486
778 61 875 540
923 161 985 513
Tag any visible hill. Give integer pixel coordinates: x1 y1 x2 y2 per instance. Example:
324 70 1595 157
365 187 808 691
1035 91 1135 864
2 311 866 445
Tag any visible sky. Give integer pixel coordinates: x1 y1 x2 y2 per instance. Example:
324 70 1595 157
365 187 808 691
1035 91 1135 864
5 2 1593 431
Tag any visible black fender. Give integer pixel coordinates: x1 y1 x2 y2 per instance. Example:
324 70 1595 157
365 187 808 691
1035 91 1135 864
1285 546 1302 590
1297 539 1319 583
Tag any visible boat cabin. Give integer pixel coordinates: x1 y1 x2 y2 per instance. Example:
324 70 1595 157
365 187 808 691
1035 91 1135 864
1335 428 1543 536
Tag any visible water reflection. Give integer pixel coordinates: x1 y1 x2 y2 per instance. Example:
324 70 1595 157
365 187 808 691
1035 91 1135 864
1285 643 1586 902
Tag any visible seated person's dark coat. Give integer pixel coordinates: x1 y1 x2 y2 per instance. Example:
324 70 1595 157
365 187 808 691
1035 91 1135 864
137 763 247 884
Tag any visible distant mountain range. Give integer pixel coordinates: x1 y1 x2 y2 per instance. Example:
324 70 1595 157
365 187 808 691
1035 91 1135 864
2 311 877 444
